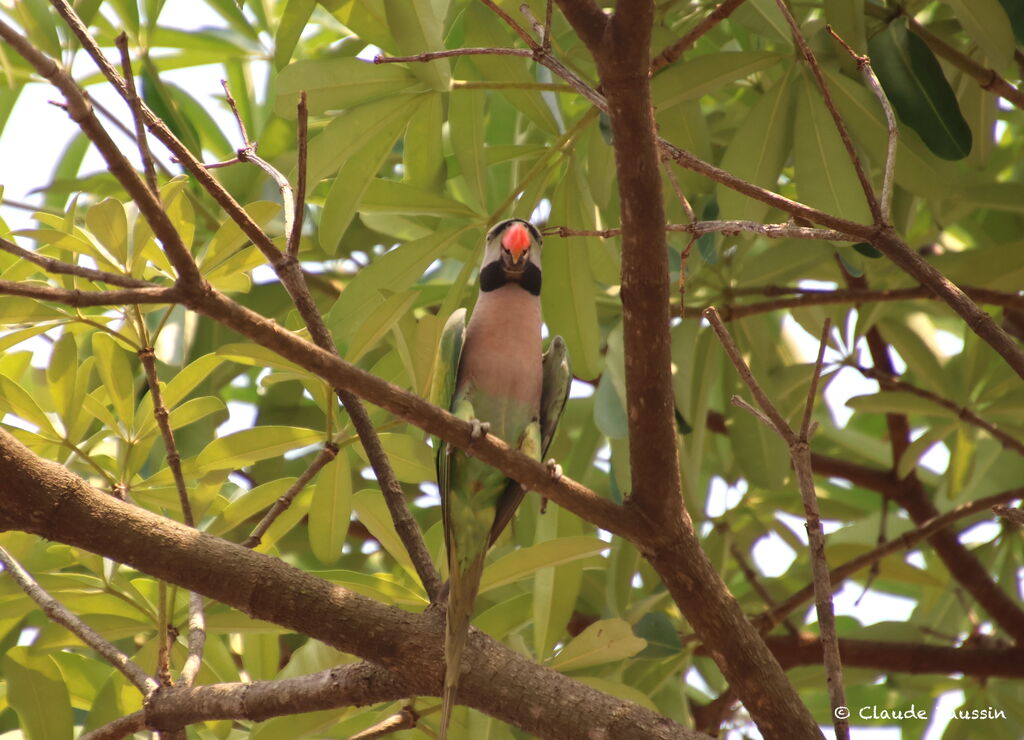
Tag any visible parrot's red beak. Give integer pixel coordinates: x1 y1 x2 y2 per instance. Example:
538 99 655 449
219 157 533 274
501 222 532 265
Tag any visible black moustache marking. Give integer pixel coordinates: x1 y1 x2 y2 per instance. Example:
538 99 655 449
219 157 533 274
479 260 542 296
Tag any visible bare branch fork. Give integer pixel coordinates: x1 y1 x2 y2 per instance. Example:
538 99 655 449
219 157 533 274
704 307 849 740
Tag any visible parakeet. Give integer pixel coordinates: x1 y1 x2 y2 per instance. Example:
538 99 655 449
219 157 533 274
435 218 571 739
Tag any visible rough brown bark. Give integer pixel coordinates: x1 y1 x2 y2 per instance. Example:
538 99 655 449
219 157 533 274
0 427 704 740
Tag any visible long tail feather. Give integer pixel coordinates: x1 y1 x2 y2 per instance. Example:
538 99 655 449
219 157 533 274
440 554 486 740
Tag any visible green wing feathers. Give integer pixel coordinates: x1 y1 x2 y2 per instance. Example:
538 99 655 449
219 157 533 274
436 327 571 739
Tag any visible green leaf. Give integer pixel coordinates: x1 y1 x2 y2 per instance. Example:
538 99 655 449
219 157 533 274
731 0 793 47
351 433 433 482
3 647 74 740
823 68 960 198
846 391 960 418
544 162 602 380
351 488 417 574
0 373 58 438
241 632 281 682
479 536 609 593
161 354 226 409
825 0 866 57
651 52 782 109
717 69 796 222
309 453 352 565
448 76 488 212
319 99 421 253
533 506 585 660
634 612 683 658
313 569 427 606
896 424 955 479
385 0 451 92
360 178 476 217
206 477 296 536
273 0 316 70
92 332 136 432
346 289 419 363
46 332 78 430
275 58 419 118
84 198 128 265
402 91 446 191
997 0 1024 45
943 0 1015 70
793 76 873 225
868 20 972 161
196 426 323 471
327 225 476 325
462 3 558 134
549 618 647 672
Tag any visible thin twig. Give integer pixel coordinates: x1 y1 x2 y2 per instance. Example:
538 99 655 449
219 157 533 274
288 91 308 258
0 15 202 287
139 348 194 526
377 47 532 64
243 441 339 548
215 79 442 599
349 706 420 739
992 504 1024 528
115 33 158 194
0 546 159 694
0 280 181 306
703 308 795 442
773 0 880 226
543 220 856 241
0 236 156 288
482 0 539 48
79 711 146 740
758 487 1024 631
705 308 848 739
138 346 207 683
716 521 799 636
827 25 897 220
852 364 1024 457
661 158 696 222
220 79 250 148
650 0 750 75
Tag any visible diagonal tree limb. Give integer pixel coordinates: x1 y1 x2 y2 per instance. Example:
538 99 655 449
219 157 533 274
0 280 181 306
0 18 201 289
0 545 159 695
0 427 704 740
756 487 1024 632
650 0 750 75
0 236 158 288
705 308 848 739
215 77 443 601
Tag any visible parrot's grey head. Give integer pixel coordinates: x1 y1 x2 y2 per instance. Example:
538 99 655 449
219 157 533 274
479 218 543 295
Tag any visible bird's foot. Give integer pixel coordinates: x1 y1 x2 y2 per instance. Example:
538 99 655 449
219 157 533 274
469 419 490 441
545 458 563 481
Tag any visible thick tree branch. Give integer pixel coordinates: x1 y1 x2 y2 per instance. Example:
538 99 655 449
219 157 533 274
763 634 1024 678
0 428 703 740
